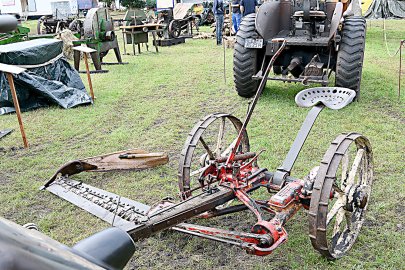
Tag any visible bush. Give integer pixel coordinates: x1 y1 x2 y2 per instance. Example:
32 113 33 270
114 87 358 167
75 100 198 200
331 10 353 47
121 0 146 9
146 0 156 8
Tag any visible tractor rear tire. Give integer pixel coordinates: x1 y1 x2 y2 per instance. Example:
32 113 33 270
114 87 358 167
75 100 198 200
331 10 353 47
233 14 261 98
335 17 366 98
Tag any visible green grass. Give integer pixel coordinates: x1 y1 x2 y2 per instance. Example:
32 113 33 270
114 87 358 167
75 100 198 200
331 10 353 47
1 19 404 269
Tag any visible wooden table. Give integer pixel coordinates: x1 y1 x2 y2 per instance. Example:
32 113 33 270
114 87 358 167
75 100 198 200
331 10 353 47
73 46 97 102
0 63 28 148
120 24 163 55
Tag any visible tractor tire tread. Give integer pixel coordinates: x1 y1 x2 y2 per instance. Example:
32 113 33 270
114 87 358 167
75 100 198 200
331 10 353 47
233 14 260 98
335 17 366 98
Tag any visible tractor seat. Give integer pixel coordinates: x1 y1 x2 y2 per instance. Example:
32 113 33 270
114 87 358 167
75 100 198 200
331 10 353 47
295 87 356 110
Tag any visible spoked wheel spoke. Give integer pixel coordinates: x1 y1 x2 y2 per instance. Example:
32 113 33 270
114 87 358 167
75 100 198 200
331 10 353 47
341 151 349 187
190 164 210 177
327 196 345 226
199 136 215 160
332 208 345 235
344 211 353 232
178 113 249 199
346 149 365 186
214 117 226 158
221 138 237 157
309 133 373 260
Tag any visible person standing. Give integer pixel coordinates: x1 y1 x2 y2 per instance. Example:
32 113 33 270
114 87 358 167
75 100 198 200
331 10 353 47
213 0 224 45
240 0 258 17
231 0 241 33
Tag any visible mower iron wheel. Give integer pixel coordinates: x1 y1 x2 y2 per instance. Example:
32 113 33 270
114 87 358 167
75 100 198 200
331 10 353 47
309 132 373 259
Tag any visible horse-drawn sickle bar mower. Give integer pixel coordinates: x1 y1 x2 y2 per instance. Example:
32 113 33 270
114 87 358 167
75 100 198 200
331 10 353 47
43 41 373 267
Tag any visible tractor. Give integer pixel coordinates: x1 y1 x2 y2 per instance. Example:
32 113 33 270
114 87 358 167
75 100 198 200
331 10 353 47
233 0 366 98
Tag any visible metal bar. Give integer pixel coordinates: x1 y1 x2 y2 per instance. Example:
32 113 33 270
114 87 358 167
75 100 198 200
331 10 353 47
132 32 135 55
173 222 271 245
172 226 243 247
226 40 287 165
124 187 236 240
152 31 159 53
399 40 403 101
216 152 256 163
223 36 226 84
122 31 126 55
253 75 328 85
6 73 28 148
198 204 248 218
273 105 324 184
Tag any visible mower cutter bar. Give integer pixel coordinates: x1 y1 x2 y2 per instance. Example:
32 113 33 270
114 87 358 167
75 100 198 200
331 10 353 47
46 176 150 229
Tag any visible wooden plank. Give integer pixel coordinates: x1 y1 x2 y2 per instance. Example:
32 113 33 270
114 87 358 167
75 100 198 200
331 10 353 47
73 46 97 54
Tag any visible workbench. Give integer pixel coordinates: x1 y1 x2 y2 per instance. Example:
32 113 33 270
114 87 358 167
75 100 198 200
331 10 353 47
120 24 164 55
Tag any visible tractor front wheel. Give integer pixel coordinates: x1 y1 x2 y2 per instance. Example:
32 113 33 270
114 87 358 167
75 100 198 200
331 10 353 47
233 14 262 98
335 17 366 99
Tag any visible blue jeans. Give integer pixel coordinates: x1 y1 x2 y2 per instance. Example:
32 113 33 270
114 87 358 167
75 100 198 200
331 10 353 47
215 14 224 45
232 13 241 33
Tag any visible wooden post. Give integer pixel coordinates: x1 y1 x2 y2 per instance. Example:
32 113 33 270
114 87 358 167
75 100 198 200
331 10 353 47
0 63 28 148
73 46 97 102
399 40 403 101
83 53 95 101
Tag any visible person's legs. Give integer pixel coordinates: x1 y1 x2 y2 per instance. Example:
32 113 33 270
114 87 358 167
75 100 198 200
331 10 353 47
215 15 220 44
232 13 238 33
218 14 224 44
235 13 241 32
215 15 224 45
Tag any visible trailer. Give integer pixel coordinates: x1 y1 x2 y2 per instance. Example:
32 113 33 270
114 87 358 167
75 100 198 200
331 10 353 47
0 0 53 18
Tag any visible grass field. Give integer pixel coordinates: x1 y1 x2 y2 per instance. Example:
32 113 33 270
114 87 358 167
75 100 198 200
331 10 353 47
0 19 404 269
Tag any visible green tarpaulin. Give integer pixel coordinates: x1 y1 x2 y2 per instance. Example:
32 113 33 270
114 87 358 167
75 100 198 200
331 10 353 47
0 39 91 115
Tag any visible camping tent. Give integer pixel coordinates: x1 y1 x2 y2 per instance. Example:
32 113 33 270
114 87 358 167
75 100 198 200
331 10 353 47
365 0 405 19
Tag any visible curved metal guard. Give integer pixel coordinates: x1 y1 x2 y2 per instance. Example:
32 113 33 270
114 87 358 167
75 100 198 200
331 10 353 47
295 87 356 110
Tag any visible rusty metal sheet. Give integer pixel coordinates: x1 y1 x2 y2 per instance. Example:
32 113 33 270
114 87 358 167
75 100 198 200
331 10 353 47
42 149 168 189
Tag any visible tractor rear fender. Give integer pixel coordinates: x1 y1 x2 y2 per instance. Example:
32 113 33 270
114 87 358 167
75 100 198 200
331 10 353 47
256 0 291 41
328 2 343 41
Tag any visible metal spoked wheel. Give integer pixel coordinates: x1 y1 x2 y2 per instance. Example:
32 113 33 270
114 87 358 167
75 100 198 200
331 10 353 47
178 113 250 199
168 20 181 38
309 132 373 259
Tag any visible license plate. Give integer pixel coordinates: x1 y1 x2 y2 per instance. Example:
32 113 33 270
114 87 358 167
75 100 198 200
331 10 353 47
244 38 263 48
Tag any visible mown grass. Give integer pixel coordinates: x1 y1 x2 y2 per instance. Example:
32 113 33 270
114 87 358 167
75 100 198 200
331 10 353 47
0 19 404 269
